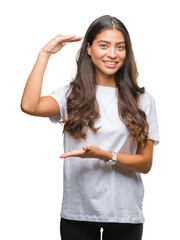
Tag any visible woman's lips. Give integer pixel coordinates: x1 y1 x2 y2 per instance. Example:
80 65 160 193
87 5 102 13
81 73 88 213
103 61 118 68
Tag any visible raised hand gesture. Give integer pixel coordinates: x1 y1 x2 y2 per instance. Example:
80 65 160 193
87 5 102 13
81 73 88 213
42 34 83 55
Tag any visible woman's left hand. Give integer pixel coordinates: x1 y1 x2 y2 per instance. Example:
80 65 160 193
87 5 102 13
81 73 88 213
60 145 108 160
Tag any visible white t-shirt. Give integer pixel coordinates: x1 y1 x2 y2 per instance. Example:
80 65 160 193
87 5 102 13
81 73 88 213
49 84 159 223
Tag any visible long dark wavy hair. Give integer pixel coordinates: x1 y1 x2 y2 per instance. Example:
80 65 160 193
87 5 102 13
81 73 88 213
61 15 149 147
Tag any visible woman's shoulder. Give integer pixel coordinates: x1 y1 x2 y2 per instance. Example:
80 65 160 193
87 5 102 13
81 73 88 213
59 82 71 92
139 89 156 109
51 82 71 95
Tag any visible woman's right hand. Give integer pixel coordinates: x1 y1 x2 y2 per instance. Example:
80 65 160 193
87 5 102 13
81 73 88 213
41 34 83 55
21 34 83 115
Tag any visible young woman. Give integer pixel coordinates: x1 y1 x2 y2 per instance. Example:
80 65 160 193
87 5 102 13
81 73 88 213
21 15 159 240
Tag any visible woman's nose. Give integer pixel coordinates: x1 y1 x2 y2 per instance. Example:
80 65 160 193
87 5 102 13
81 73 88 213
107 47 117 58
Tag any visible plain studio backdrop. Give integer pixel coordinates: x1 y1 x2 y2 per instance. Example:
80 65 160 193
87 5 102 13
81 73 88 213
0 0 179 239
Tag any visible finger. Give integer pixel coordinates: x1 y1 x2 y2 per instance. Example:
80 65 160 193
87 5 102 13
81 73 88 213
69 36 83 40
83 145 93 151
83 146 87 151
62 36 83 43
62 42 67 47
83 146 92 151
60 149 85 158
53 35 75 45
56 34 75 39
60 36 83 43
56 35 82 42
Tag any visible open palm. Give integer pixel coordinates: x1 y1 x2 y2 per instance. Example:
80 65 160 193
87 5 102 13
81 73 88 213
60 145 106 160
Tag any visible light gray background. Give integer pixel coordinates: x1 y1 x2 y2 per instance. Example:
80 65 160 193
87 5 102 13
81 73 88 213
0 0 179 239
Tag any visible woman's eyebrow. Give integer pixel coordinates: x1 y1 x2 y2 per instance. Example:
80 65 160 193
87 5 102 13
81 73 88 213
97 40 125 44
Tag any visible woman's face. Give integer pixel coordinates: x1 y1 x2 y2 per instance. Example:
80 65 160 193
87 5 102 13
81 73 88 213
87 28 126 81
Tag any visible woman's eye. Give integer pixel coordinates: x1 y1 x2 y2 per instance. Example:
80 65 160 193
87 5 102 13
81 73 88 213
100 44 108 48
118 45 125 50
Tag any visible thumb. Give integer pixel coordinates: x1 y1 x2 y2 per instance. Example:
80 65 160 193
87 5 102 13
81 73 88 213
83 146 88 151
83 145 92 151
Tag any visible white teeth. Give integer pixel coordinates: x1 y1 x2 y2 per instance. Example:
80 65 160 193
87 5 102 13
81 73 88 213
105 61 117 65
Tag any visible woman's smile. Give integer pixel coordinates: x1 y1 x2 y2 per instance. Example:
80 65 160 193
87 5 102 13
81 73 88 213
103 60 119 68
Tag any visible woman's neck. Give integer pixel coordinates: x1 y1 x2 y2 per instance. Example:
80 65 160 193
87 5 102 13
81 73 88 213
95 73 116 88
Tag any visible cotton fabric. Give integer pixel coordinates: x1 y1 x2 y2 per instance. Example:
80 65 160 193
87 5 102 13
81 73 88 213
49 84 159 223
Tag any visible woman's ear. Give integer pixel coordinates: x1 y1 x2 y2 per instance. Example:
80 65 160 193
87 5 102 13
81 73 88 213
87 43 91 56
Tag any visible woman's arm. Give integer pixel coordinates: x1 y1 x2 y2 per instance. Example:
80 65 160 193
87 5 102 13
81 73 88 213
109 140 154 174
21 35 82 116
60 139 154 174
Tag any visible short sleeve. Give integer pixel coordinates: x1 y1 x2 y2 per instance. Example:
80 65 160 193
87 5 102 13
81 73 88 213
139 91 160 145
48 83 70 124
